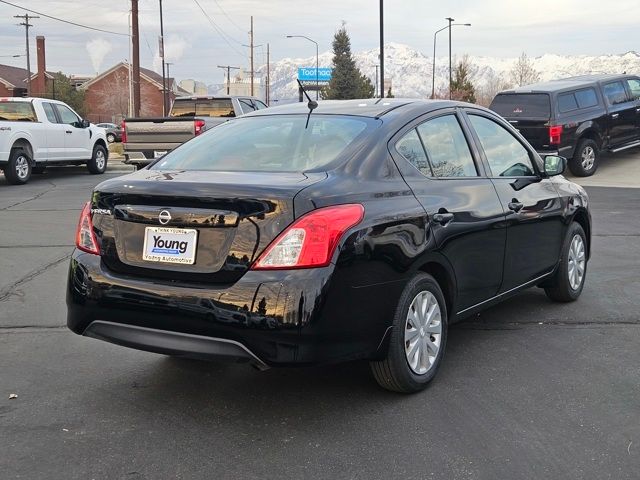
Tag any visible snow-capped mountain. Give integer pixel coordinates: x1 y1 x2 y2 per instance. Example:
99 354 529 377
251 43 640 102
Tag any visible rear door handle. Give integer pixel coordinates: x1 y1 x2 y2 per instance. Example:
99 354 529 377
431 212 454 226
508 200 524 212
611 113 619 119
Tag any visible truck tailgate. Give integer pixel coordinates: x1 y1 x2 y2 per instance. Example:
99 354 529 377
124 118 195 146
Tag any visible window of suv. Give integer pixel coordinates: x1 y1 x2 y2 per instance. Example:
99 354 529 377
417 115 477 177
603 82 629 105
626 79 640 100
558 92 578 113
574 88 599 109
489 93 551 119
468 114 535 177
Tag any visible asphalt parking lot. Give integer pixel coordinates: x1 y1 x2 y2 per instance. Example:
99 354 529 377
1 152 639 479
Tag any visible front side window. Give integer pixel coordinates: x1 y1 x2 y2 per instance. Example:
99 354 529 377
54 104 80 125
417 115 477 177
396 129 430 176
238 99 256 115
254 100 268 110
469 114 535 177
0 101 37 122
626 79 640 100
42 103 58 123
153 115 376 172
603 82 629 105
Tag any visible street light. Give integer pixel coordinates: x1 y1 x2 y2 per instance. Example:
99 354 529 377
286 35 319 100
431 20 471 99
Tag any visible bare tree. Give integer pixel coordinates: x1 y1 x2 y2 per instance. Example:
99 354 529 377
93 69 130 121
510 52 540 87
476 71 512 107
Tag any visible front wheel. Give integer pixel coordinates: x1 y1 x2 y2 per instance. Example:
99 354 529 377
4 148 32 185
545 222 587 302
370 273 448 393
569 139 598 177
87 144 107 174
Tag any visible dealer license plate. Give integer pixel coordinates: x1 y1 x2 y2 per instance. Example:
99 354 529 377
142 227 198 264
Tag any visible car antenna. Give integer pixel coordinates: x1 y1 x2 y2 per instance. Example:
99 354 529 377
297 79 318 129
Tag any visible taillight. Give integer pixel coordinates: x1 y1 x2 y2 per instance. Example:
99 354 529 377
121 120 127 143
252 204 365 270
194 119 205 136
549 125 563 145
76 202 100 255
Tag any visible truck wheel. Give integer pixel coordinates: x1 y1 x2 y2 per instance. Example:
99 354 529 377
87 144 107 174
4 148 32 185
106 133 116 143
569 139 598 177
370 273 448 393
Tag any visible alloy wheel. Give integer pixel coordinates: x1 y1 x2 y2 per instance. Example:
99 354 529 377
95 150 106 170
15 155 29 179
581 146 595 170
568 234 586 290
404 291 442 375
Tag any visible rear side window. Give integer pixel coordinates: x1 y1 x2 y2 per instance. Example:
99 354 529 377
574 88 598 109
603 82 629 105
42 103 58 123
170 99 235 118
396 129 431 176
0 101 37 122
238 99 256 115
489 94 551 119
153 115 375 172
626 79 640 100
558 93 578 113
417 115 477 177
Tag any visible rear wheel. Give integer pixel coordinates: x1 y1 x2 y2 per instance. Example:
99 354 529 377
545 222 587 302
106 133 116 143
4 148 32 185
370 273 448 393
87 144 107 174
569 139 598 177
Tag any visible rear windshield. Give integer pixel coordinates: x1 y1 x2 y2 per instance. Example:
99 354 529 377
0 101 37 122
490 93 551 119
170 98 236 118
152 115 377 172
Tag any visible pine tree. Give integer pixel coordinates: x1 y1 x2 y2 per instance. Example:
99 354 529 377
510 52 540 87
450 55 476 103
322 25 374 99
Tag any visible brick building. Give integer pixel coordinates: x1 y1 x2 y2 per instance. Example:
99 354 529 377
0 36 51 98
82 62 184 123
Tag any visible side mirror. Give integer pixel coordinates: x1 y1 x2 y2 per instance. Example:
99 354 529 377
543 155 566 176
81 119 91 129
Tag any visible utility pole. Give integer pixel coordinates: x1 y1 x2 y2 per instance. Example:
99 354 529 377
217 65 240 95
131 0 141 116
165 62 173 109
266 43 270 105
379 0 384 98
374 65 379 98
446 17 454 100
159 0 167 116
249 16 254 96
15 13 39 96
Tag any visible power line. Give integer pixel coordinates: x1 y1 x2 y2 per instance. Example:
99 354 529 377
192 0 245 58
0 0 129 36
211 0 245 33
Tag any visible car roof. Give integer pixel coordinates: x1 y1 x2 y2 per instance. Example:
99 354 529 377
242 98 464 118
499 74 632 94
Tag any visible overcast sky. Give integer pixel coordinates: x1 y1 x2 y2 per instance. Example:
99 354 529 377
0 0 638 85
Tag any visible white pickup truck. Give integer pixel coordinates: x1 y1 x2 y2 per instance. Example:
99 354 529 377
0 97 108 185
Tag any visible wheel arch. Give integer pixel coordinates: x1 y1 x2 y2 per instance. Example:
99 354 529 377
93 138 108 154
572 208 591 259
417 260 457 321
576 128 603 150
10 137 35 164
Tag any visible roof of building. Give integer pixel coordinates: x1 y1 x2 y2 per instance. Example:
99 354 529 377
0 64 28 89
80 62 176 91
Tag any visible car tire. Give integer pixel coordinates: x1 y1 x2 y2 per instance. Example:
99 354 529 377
370 273 448 393
569 139 598 177
544 222 587 302
87 144 108 174
106 133 115 143
4 148 32 185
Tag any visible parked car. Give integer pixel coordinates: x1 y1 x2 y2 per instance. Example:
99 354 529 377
122 95 268 168
490 74 640 176
0 97 108 185
96 122 122 143
67 99 591 393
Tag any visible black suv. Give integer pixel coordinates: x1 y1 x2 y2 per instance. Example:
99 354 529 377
490 74 640 176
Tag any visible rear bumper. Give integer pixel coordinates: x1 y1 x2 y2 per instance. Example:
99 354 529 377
66 250 400 366
536 145 574 158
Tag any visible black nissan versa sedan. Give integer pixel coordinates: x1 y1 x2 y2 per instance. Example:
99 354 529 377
67 99 591 393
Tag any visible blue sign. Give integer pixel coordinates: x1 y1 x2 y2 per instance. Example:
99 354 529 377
297 67 332 82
